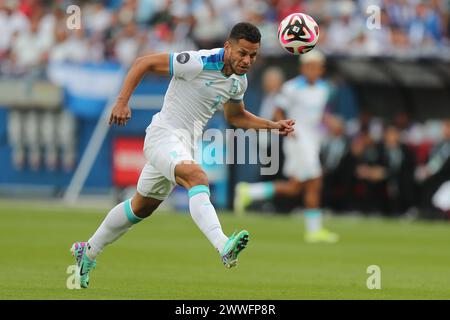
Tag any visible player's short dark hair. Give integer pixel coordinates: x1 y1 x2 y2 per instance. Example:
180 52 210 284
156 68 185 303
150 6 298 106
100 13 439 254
228 22 261 44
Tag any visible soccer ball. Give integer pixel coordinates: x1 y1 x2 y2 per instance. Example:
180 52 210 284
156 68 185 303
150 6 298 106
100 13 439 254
277 13 320 55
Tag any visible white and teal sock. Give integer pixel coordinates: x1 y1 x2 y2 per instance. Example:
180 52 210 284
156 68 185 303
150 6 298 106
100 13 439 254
247 182 275 201
188 185 228 253
86 199 143 260
304 208 322 233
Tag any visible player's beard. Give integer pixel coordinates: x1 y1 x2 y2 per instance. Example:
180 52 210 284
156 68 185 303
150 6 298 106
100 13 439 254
224 50 247 75
230 60 246 76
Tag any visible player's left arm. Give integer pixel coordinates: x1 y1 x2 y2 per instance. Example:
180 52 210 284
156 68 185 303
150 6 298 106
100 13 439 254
223 100 295 136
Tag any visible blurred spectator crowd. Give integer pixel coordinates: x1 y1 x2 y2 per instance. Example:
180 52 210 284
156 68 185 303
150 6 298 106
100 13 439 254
319 114 450 218
1 0 450 75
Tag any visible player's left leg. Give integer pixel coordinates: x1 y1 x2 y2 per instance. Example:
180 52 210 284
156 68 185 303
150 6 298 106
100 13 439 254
175 162 249 268
303 177 339 243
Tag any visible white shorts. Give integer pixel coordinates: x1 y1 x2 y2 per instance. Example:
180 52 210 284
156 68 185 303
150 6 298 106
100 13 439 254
136 124 195 200
282 132 322 182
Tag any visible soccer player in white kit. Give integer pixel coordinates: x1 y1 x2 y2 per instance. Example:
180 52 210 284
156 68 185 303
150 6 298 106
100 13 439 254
70 23 295 288
234 50 339 244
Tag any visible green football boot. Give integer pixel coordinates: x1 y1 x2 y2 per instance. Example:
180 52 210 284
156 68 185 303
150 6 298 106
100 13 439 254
70 242 97 288
221 230 250 269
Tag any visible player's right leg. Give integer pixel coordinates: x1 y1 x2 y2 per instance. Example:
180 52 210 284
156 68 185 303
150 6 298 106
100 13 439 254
71 169 165 288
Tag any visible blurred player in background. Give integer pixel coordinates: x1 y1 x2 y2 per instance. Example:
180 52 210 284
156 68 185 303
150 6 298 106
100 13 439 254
70 22 295 288
257 67 286 186
258 67 286 120
418 119 450 215
234 50 339 243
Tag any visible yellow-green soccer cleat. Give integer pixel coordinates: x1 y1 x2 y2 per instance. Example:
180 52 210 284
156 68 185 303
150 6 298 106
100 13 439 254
233 182 252 215
304 229 339 244
70 242 97 288
221 230 250 269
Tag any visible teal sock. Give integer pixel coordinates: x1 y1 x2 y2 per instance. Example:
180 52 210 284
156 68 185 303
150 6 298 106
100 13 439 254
87 199 143 260
188 185 228 252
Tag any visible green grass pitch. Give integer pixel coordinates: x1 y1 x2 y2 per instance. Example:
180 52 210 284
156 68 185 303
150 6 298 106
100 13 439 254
1 200 450 300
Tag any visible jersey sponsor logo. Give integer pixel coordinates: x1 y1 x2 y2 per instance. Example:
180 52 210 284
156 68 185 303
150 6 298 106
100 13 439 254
176 52 190 64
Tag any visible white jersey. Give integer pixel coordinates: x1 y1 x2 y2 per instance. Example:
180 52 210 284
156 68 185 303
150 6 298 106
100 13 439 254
276 75 330 137
150 48 248 143
276 75 331 181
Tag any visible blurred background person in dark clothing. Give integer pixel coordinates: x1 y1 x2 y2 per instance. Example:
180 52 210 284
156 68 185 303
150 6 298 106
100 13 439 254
320 115 350 212
376 123 416 216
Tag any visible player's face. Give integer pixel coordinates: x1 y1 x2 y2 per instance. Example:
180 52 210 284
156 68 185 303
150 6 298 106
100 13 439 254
300 61 325 83
224 39 260 75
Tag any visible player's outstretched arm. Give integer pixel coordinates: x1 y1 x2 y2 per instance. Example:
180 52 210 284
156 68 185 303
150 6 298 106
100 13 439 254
109 53 170 126
223 100 295 136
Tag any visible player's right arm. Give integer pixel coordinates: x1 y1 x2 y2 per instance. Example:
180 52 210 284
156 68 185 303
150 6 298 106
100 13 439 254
109 53 170 126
